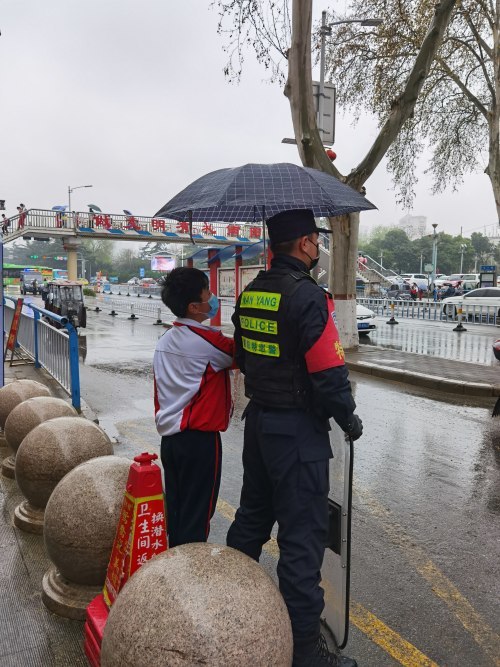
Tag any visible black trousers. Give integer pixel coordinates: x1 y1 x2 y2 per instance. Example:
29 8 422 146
161 430 222 548
227 403 331 642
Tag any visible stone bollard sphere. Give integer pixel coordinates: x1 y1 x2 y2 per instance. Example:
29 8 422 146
0 380 52 478
42 455 130 620
14 416 114 533
0 379 51 429
5 396 77 454
101 543 293 667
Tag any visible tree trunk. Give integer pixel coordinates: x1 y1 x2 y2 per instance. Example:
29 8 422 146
284 0 342 177
284 0 360 348
488 0 500 223
285 0 457 349
331 213 360 349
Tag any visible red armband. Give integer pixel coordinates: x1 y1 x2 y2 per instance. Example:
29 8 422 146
305 294 345 373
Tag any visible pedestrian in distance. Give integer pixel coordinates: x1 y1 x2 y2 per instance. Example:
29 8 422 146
410 283 418 301
1 214 9 235
227 209 362 667
153 267 235 548
18 203 27 229
442 284 456 299
41 279 49 307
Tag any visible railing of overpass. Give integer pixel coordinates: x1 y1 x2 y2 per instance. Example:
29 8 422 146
3 296 81 410
2 209 265 243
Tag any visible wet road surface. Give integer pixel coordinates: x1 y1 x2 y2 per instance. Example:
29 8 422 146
75 308 500 666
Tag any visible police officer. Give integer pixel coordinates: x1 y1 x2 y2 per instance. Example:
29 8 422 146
227 209 362 667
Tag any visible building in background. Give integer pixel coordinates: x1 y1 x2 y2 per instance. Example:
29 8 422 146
398 214 427 239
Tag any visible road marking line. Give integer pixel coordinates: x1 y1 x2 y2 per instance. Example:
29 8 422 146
355 486 500 667
116 429 497 665
216 499 438 666
116 422 159 451
348 600 439 667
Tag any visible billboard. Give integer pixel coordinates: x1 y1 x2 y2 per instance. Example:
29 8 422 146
151 255 175 272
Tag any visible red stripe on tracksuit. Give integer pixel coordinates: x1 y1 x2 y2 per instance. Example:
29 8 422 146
206 432 220 539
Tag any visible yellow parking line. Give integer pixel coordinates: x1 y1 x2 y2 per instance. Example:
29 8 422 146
216 499 439 667
355 487 500 667
348 600 439 667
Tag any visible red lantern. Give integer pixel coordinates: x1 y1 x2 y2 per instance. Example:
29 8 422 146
326 148 337 161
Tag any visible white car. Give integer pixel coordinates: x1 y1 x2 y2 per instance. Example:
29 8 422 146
441 287 500 317
127 277 140 285
401 273 428 290
357 304 376 334
443 273 480 290
433 274 449 288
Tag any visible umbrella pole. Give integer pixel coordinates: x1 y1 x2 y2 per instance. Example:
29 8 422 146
188 210 195 245
262 206 267 270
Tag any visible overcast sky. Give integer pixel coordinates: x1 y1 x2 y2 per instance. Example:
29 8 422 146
1 0 496 241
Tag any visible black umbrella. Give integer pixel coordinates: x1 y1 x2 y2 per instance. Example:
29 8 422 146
155 162 376 222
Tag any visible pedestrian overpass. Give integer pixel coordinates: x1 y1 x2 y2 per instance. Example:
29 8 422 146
2 208 265 280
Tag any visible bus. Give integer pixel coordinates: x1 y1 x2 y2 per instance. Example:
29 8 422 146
52 268 68 281
2 263 53 287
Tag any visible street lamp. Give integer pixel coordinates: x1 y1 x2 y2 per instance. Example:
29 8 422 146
68 185 93 219
460 244 467 273
318 11 383 141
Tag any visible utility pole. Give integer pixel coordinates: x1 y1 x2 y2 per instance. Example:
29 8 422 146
420 252 424 273
380 250 384 269
460 244 467 273
430 224 438 288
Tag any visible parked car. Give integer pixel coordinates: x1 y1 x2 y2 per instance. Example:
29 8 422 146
433 274 449 288
441 287 500 317
386 282 412 300
127 277 140 285
357 304 376 334
443 273 479 291
138 277 156 287
401 273 428 290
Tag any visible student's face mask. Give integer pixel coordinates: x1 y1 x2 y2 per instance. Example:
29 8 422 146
197 293 220 319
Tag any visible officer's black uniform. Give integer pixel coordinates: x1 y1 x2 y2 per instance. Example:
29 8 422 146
227 212 360 666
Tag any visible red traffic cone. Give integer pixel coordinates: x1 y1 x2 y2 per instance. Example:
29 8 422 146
84 452 168 666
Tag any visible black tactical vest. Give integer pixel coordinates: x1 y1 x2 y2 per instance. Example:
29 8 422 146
235 268 316 409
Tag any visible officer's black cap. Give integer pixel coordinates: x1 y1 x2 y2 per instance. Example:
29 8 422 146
266 209 332 244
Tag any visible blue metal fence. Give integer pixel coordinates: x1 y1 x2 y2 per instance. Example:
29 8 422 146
3 296 81 410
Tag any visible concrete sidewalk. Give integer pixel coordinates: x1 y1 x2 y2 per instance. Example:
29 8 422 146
346 346 500 397
0 365 89 666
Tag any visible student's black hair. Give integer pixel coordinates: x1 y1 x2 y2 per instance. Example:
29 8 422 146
159 267 208 318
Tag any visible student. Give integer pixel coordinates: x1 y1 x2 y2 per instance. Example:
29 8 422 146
153 267 234 548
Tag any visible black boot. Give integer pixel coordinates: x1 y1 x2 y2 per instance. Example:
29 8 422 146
292 634 358 667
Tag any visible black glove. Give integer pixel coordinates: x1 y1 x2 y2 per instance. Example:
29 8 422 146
345 414 363 441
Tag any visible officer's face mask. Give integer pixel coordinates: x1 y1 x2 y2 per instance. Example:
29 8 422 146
305 237 320 269
195 292 220 319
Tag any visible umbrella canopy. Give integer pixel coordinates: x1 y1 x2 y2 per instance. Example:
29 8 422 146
88 204 102 212
155 163 376 222
123 209 133 216
52 205 67 212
